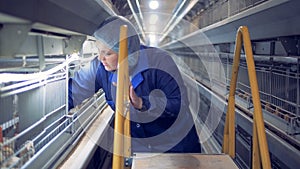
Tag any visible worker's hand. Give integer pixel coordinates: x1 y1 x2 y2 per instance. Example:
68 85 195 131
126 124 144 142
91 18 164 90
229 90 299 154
129 85 143 110
113 82 143 109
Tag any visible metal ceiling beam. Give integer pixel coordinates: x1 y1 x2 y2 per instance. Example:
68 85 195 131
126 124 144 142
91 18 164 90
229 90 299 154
159 0 199 43
162 0 300 47
127 0 146 43
0 0 116 35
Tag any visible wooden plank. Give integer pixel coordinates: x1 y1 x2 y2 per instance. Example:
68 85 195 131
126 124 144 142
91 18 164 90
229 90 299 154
132 153 239 169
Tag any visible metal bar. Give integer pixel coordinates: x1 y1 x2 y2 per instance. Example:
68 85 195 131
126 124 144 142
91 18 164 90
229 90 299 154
94 0 118 16
0 61 67 88
5 105 66 146
56 102 110 169
239 79 298 108
159 0 199 43
297 58 300 116
285 68 290 103
160 0 187 38
0 72 65 92
269 58 273 103
113 25 129 169
0 76 65 98
0 126 3 143
240 26 271 169
1 78 41 92
37 35 45 70
66 55 69 114
126 0 146 41
42 84 46 117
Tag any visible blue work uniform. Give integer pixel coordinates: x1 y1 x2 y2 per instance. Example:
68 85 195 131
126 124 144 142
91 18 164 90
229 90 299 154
69 45 201 153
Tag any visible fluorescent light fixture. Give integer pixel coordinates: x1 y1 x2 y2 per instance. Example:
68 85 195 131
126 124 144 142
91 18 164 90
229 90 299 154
148 34 158 46
149 14 158 24
149 0 159 10
149 25 156 32
149 34 156 41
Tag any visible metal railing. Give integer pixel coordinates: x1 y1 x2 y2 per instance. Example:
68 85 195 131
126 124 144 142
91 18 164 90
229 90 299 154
222 26 271 169
0 62 68 168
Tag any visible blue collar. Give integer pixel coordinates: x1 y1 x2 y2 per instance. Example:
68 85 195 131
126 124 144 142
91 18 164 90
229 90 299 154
131 73 143 89
109 71 144 90
108 45 150 89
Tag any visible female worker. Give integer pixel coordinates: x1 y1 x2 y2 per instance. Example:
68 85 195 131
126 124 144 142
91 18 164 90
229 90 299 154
68 15 201 153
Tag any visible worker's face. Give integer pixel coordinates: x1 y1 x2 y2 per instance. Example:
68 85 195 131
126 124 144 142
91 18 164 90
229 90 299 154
96 41 118 71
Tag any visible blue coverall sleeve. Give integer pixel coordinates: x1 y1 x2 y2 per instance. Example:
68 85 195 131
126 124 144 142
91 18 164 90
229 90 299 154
135 48 189 118
147 69 184 118
68 57 101 110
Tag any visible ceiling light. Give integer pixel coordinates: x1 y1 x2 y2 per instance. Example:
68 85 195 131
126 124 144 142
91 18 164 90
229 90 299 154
149 14 158 24
149 25 156 32
148 34 157 46
149 1 159 10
